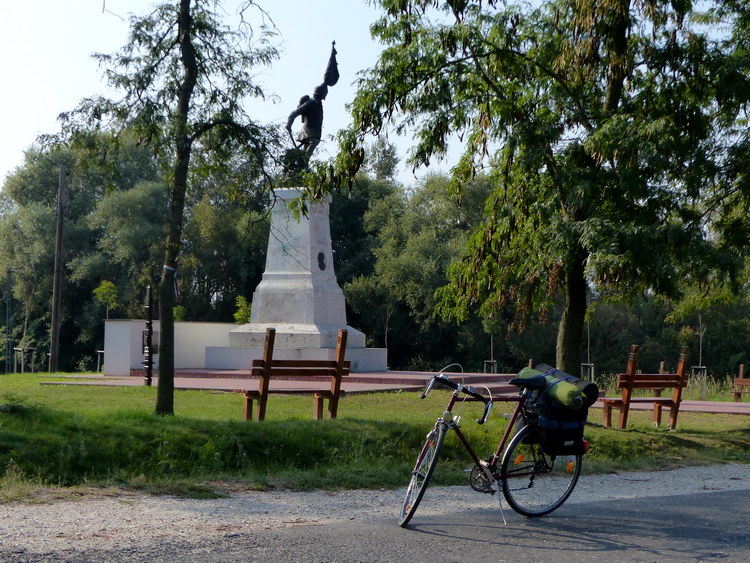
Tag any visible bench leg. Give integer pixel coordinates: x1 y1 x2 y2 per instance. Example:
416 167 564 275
668 406 679 430
652 404 662 427
244 392 267 421
243 393 253 421
328 395 340 419
602 404 612 428
617 405 629 429
313 394 325 420
257 399 267 421
734 391 741 402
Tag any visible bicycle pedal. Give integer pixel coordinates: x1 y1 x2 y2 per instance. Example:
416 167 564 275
470 458 500 495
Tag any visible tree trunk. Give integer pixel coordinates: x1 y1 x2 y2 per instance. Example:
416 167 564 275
155 273 175 414
155 0 197 416
555 248 588 374
603 0 630 114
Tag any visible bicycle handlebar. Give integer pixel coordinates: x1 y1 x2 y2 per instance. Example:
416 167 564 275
425 374 494 424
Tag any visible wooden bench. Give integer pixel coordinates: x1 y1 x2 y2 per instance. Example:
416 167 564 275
733 364 750 402
243 328 350 421
601 345 689 430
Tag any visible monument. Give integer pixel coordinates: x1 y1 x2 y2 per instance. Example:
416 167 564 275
229 188 366 349
222 43 385 371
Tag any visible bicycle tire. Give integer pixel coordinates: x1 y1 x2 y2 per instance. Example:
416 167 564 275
500 424 581 517
399 423 447 527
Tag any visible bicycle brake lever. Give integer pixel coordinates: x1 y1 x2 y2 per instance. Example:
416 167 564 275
476 401 493 425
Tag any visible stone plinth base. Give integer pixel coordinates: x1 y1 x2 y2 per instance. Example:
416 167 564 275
205 344 387 372
229 323 366 349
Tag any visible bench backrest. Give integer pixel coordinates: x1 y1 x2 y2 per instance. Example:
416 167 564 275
617 345 689 402
251 328 350 396
736 364 748 385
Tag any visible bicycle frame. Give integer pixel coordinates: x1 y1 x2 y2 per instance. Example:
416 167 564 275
430 382 530 483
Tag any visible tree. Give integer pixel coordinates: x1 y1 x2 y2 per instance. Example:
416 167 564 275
233 295 251 323
93 281 119 319
80 180 168 303
345 0 750 372
345 173 493 369
0 135 165 371
329 163 399 286
58 0 280 414
179 194 268 320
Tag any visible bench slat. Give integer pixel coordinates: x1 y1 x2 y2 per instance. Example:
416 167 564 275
252 368 343 377
617 381 687 389
250 368 350 377
252 359 351 369
628 397 675 404
245 389 339 396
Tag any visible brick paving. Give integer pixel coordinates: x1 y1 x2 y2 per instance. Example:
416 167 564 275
43 370 517 395
41 371 750 415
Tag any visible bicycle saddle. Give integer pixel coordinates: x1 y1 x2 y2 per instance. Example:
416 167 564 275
509 374 547 390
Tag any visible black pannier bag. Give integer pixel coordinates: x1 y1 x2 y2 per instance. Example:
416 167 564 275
521 364 599 456
534 400 589 456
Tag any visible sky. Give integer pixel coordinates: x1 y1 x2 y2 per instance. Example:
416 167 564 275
0 0 449 188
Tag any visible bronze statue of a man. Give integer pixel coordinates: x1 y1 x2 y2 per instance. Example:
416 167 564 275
286 83 328 158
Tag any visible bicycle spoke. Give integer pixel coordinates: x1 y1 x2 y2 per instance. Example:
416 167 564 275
500 424 581 517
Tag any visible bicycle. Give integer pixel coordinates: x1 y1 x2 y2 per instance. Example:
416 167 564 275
399 367 585 527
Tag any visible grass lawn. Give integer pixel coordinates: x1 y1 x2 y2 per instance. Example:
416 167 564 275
1 373 749 500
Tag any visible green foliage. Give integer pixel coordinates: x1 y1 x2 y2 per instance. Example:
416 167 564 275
0 131 273 371
179 196 268 322
329 170 399 285
92 281 118 319
233 296 251 324
0 140 164 370
173 305 187 321
343 173 497 369
343 0 750 372
585 295 750 378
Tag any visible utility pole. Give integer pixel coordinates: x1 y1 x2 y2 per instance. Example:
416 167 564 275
49 167 67 372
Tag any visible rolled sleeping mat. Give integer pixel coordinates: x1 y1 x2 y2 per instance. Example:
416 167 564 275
535 363 600 409
517 366 587 410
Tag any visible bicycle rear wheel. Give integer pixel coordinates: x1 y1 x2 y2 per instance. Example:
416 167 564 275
399 423 447 527
500 424 581 517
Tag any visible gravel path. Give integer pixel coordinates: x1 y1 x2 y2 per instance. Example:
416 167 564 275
1 463 749 560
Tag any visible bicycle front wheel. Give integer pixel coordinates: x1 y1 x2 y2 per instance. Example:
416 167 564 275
500 424 581 517
399 423 447 527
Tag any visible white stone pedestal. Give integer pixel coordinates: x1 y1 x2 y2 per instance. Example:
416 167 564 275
224 188 386 371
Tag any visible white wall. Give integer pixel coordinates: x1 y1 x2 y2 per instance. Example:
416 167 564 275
103 320 234 376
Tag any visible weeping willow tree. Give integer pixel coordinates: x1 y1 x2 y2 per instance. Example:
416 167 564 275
338 0 750 372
